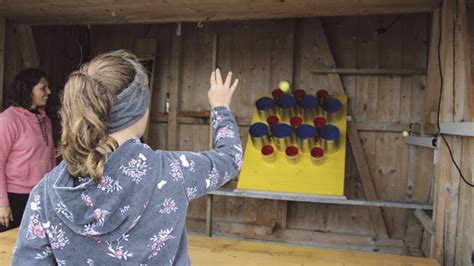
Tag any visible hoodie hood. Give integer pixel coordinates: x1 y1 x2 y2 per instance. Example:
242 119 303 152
46 138 159 242
10 106 47 122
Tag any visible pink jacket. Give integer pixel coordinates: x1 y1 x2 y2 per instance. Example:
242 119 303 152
0 106 56 206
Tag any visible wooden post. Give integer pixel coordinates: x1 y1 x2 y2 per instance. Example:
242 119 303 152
429 0 474 265
167 24 183 150
0 18 5 110
313 18 389 238
15 24 39 68
453 0 474 264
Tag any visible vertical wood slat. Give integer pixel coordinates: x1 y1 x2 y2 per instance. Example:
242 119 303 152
206 32 218 237
167 24 182 150
453 0 474 265
313 18 389 239
429 0 474 265
15 24 39 68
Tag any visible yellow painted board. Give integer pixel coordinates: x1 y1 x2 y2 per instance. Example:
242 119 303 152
237 95 347 196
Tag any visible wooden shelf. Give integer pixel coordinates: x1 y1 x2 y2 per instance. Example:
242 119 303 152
151 112 422 133
208 188 433 210
311 67 427 75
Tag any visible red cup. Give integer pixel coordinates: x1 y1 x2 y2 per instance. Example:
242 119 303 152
311 147 325 166
261 145 276 163
272 88 284 100
267 115 279 126
314 117 327 128
290 116 303 129
293 89 306 101
285 146 299 164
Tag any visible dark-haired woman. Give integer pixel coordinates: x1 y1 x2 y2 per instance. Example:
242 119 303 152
0 68 56 232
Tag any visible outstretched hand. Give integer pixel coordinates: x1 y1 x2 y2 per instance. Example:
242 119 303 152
208 69 239 109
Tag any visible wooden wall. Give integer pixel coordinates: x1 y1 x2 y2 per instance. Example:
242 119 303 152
2 14 435 256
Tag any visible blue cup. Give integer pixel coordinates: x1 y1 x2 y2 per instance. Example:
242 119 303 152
271 123 293 151
298 95 319 122
249 122 270 149
255 97 275 120
320 125 340 154
322 98 343 122
277 95 296 123
295 124 317 153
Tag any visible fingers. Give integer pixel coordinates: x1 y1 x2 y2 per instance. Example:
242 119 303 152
0 216 8 228
210 71 216 87
216 69 223 87
224 71 232 89
230 78 239 94
10 213 14 222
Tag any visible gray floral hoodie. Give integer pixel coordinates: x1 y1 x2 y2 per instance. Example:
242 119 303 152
12 106 242 265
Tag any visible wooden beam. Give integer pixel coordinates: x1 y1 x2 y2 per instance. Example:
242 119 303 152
15 24 39 68
453 0 474 264
166 24 182 150
423 9 442 133
0 18 5 110
209 189 433 210
430 0 470 264
413 209 435 234
352 122 421 133
311 68 426 75
313 18 389 238
0 1 441 25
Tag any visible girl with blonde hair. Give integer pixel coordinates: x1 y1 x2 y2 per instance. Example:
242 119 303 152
13 50 242 265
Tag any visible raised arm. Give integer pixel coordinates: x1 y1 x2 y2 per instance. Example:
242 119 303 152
159 69 242 201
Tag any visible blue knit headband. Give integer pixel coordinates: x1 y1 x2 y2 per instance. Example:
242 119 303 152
107 67 149 133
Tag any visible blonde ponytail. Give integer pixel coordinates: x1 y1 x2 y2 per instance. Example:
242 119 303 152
59 50 148 181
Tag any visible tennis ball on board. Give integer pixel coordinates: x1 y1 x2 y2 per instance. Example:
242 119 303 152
402 131 409 137
279 80 290 93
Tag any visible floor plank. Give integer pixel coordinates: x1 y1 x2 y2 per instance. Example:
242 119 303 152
1 229 438 265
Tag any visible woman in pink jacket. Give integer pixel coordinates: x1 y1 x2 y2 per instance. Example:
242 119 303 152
0 68 56 231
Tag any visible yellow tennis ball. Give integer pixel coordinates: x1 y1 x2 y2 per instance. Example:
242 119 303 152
402 131 409 137
279 80 290 93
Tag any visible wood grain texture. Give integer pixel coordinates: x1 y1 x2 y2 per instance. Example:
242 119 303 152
0 1 440 25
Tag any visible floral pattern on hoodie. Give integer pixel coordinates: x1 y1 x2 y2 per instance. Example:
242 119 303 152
12 106 242 265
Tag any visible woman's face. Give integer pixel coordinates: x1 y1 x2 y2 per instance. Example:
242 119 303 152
31 77 51 108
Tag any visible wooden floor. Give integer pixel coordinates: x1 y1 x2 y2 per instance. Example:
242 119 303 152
1 228 438 265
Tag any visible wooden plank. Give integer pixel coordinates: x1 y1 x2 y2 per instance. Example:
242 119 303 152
135 38 157 143
209 189 433 210
187 234 438 266
0 227 439 266
454 1 474 264
375 14 404 239
186 219 407 254
15 24 39 68
0 1 441 25
166 24 182 150
400 13 430 253
311 67 426 75
431 0 462 265
313 18 389 239
0 18 4 110
424 9 442 132
413 209 435 234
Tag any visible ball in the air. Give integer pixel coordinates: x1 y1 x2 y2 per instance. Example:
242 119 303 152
279 80 290 93
402 131 409 137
